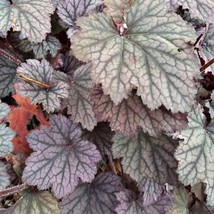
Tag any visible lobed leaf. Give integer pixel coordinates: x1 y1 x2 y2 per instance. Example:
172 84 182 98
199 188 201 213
19 36 62 59
174 106 214 206
92 86 187 137
22 115 101 198
0 162 10 190
72 0 198 112
60 172 122 214
15 59 69 113
82 122 114 156
112 131 178 184
115 189 172 214
165 0 214 23
0 55 17 98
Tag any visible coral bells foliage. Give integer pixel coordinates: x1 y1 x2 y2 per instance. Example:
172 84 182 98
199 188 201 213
0 0 214 213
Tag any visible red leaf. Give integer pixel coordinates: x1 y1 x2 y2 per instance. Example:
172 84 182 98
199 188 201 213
8 94 49 155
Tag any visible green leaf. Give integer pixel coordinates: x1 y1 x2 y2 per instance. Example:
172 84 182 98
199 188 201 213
72 0 198 112
4 191 60 214
19 35 62 59
15 59 69 113
112 131 178 184
0 0 54 42
0 162 10 190
0 55 17 98
174 106 214 206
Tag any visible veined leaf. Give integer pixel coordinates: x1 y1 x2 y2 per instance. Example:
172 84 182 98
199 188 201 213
0 162 10 190
174 106 214 206
15 59 69 113
115 189 172 214
60 172 122 214
1 191 60 214
0 55 17 98
19 35 62 59
22 115 101 198
72 0 198 112
57 0 101 39
92 86 187 137
0 0 54 42
112 131 178 184
165 0 214 23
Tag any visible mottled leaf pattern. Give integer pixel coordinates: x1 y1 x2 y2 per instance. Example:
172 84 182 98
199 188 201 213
165 0 214 23
0 162 10 190
72 0 198 112
57 0 101 39
60 173 122 214
115 190 172 214
66 63 97 131
22 115 101 198
82 122 114 156
6 191 60 214
0 55 17 98
15 59 69 113
168 187 192 214
19 36 62 59
0 101 15 156
112 131 178 184
138 178 164 206
92 86 187 136
174 106 214 206
0 0 54 42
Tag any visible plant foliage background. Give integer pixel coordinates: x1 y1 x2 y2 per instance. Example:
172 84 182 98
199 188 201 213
0 0 213 213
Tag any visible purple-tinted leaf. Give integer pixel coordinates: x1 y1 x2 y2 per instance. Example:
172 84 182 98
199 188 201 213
66 63 97 131
82 122 114 156
0 162 10 190
0 191 60 214
92 86 187 137
165 0 214 23
15 59 69 113
60 172 122 214
138 178 164 206
0 55 17 98
112 131 178 185
19 35 62 59
22 115 101 198
57 0 101 39
115 189 172 214
0 0 55 42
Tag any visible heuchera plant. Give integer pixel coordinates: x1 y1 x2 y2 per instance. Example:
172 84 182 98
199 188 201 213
0 0 214 213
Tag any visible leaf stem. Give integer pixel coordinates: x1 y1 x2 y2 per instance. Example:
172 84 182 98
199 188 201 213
0 48 22 65
0 183 28 198
200 58 214 72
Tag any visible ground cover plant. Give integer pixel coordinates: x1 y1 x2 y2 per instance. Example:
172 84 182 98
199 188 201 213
0 0 213 213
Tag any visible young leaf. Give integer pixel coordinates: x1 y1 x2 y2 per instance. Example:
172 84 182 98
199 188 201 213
57 0 101 39
22 115 101 198
2 191 60 214
174 106 214 206
82 122 114 156
165 0 214 23
15 59 69 113
138 178 165 206
112 131 178 184
0 0 55 42
0 162 10 190
19 35 62 59
72 0 198 112
8 94 49 155
168 187 192 214
115 189 172 214
0 101 15 156
60 172 122 214
0 55 17 98
92 86 187 137
66 63 97 131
